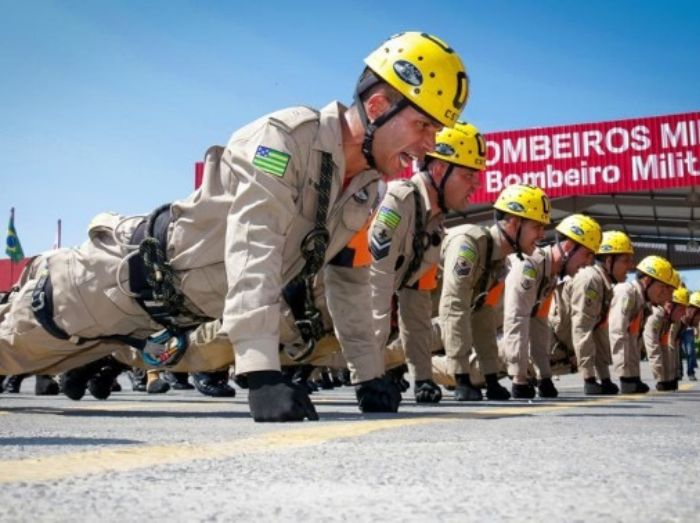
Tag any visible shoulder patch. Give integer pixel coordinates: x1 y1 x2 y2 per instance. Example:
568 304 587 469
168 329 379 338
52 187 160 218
253 145 290 177
521 260 537 290
454 243 476 277
376 206 401 230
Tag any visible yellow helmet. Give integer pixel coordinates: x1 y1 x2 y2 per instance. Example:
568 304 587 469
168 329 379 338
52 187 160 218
673 285 690 306
364 32 468 126
493 184 551 225
689 291 700 308
636 255 678 288
426 122 486 170
555 214 602 252
598 231 634 255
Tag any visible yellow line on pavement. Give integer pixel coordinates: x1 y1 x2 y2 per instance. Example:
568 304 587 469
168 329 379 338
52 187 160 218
0 384 693 484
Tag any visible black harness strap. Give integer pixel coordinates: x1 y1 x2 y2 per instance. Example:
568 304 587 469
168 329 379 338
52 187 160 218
128 204 211 332
282 152 334 360
400 181 431 290
472 227 495 312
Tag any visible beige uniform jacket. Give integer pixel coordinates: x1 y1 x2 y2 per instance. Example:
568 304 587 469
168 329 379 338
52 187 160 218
439 224 505 376
567 264 614 380
369 173 443 381
608 279 646 378
503 246 557 379
0 102 384 381
644 305 672 382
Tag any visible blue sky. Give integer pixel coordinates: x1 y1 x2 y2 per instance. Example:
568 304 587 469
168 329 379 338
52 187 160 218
2 1 699 280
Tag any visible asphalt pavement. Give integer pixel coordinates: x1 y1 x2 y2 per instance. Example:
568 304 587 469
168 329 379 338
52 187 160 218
1 362 698 522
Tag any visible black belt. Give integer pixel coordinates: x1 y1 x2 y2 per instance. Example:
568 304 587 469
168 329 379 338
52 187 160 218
31 271 144 348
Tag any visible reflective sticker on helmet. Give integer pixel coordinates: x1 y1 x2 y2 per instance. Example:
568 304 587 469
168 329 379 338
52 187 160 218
435 143 455 156
507 201 525 213
569 225 584 237
393 60 423 86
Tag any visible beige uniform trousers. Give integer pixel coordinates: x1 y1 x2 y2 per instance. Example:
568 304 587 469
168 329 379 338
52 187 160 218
567 264 614 380
503 247 557 379
608 280 646 378
439 224 506 377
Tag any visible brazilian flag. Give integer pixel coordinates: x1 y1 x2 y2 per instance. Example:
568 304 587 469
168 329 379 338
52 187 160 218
5 208 24 262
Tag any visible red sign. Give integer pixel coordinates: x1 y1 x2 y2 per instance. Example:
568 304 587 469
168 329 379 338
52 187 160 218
0 258 31 292
471 111 700 204
197 112 700 202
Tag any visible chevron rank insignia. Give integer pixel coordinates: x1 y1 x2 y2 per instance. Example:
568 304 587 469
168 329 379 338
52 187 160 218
370 226 392 260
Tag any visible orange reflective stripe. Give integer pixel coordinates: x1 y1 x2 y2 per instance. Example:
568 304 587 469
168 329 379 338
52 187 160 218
484 281 505 307
417 264 438 291
629 312 642 335
346 219 372 267
536 292 554 319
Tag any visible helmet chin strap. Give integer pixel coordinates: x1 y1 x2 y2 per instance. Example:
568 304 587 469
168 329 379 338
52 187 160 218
496 214 524 260
556 234 580 279
354 86 409 170
605 255 621 283
423 164 454 214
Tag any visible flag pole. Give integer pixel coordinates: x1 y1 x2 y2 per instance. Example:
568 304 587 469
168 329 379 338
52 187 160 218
9 207 15 284
57 218 62 249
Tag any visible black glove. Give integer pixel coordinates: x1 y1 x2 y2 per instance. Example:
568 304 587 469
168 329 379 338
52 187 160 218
247 371 319 422
355 376 401 413
414 379 442 403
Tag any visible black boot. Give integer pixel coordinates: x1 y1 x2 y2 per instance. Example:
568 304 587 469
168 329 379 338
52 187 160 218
537 377 559 398
386 364 410 393
454 373 483 401
620 376 649 394
485 373 511 400
670 379 679 391
289 365 317 395
87 357 128 400
600 378 619 395
35 375 59 396
583 377 603 395
163 371 194 390
248 370 319 422
60 359 111 400
193 371 236 397
655 380 674 391
355 376 401 413
414 379 442 403
0 375 4 393
511 382 536 399
5 374 27 393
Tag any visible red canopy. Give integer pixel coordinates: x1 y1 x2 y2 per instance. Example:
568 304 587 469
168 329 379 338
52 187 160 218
0 258 31 292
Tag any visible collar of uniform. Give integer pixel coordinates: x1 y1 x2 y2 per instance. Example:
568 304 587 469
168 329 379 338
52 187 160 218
593 263 614 289
541 245 555 282
315 101 382 194
631 279 646 306
410 172 435 219
314 101 347 171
